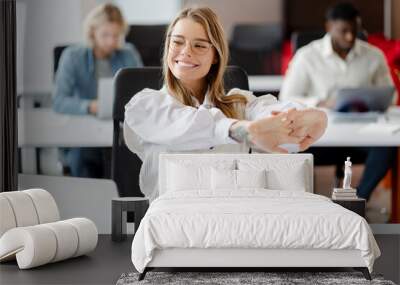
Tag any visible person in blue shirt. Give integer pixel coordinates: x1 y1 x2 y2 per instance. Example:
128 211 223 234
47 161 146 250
53 3 143 178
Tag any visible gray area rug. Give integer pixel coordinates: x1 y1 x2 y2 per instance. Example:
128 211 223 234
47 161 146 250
116 271 396 285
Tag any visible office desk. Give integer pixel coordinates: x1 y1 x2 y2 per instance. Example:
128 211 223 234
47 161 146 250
315 119 400 146
18 109 112 174
18 109 400 221
18 109 112 147
248 75 283 92
314 114 400 223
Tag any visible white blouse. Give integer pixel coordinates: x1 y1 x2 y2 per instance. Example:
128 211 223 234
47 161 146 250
124 87 300 201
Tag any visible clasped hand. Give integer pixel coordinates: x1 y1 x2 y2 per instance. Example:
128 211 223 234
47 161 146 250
247 108 328 153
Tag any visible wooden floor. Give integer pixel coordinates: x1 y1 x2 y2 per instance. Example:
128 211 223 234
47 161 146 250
1 234 399 285
0 235 133 285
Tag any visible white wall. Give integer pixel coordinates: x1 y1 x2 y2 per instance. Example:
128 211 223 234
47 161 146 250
182 0 282 37
115 0 181 24
16 0 91 94
18 174 119 234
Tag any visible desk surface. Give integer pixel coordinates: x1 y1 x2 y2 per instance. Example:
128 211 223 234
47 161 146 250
248 75 283 92
315 115 400 147
18 108 400 148
18 109 113 147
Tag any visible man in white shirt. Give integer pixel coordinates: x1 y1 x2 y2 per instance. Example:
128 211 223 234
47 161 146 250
280 2 396 201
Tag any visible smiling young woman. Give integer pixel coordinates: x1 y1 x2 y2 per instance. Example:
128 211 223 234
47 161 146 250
123 6 327 200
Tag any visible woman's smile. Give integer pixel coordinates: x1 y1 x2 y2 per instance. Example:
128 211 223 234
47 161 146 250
174 59 200 69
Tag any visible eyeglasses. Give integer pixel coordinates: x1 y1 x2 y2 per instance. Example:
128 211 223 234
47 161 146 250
168 35 213 55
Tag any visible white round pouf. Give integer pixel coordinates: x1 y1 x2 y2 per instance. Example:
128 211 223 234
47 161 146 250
24 188 60 223
0 196 17 237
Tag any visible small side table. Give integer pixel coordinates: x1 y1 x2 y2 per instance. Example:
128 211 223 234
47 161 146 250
112 197 149 242
332 198 366 218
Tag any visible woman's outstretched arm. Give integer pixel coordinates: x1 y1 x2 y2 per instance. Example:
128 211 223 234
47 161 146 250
124 89 238 150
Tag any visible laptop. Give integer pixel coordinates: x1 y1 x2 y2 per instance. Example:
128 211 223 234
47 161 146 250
334 86 395 113
97 78 114 120
332 86 395 123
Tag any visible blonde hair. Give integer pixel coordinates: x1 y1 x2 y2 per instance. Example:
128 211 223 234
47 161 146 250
162 7 247 119
83 3 128 48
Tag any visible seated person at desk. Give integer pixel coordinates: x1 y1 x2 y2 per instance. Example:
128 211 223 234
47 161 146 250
123 6 327 201
280 2 397 200
53 3 143 178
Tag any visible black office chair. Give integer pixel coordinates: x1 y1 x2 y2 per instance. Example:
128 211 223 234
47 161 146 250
291 29 368 54
229 24 283 75
112 66 249 198
52 45 71 174
54 45 69 76
290 30 325 53
125 25 167 66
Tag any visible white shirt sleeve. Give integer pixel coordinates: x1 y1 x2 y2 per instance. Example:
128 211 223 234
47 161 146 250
226 88 305 121
372 50 394 87
124 89 238 151
372 50 398 104
279 51 320 107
